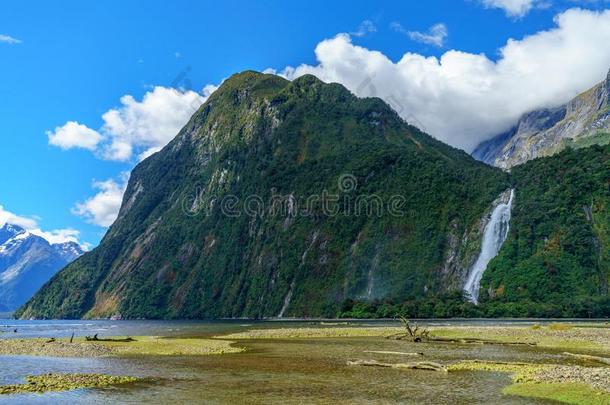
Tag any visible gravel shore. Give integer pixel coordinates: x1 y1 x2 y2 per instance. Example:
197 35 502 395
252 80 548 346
429 324 610 351
221 326 404 339
0 336 244 357
448 360 610 392
221 324 610 352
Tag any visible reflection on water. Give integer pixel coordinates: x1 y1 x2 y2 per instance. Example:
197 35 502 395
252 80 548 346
0 319 586 404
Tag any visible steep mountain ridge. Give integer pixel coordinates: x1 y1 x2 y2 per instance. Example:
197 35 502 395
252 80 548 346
474 70 610 168
0 223 83 311
17 71 510 319
18 71 609 320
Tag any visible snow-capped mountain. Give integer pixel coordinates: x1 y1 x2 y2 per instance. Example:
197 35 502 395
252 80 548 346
0 223 84 311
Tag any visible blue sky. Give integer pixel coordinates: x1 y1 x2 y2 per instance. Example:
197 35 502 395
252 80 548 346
1 0 610 248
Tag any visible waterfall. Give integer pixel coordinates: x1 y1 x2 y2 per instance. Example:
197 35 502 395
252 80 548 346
278 280 295 318
464 189 514 304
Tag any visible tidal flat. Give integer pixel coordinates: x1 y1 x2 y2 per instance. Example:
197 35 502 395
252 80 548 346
0 320 608 404
0 336 244 357
0 374 139 395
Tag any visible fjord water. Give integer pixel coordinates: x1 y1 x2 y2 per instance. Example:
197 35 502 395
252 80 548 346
0 319 561 404
464 189 515 303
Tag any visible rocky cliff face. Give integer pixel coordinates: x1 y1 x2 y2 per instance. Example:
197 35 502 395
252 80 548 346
0 224 83 311
474 70 610 168
17 71 509 320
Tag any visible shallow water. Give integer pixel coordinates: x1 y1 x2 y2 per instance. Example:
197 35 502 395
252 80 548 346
0 319 599 404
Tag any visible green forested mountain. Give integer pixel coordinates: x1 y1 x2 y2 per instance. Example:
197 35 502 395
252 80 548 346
16 72 609 320
16 71 509 319
480 145 610 315
341 145 610 318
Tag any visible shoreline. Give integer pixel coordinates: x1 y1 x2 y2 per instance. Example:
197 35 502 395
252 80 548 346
0 335 244 357
1 323 609 403
221 323 610 351
4 316 610 323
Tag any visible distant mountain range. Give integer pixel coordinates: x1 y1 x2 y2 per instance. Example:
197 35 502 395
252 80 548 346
473 69 610 168
0 223 83 311
17 71 609 320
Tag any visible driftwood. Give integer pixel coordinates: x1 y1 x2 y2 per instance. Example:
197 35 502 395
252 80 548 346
85 334 135 342
386 316 431 342
464 360 533 366
426 337 537 346
45 338 56 343
363 350 424 356
385 317 536 346
69 332 74 344
347 359 447 372
563 352 610 365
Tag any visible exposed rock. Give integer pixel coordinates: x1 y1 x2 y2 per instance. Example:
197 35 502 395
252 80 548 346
474 69 610 168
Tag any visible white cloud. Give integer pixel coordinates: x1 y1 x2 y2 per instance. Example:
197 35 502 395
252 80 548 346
0 206 38 229
72 174 129 227
479 0 537 17
47 121 103 151
270 8 610 152
48 9 610 232
100 86 206 161
351 20 376 37
0 205 84 247
392 22 448 47
30 229 81 246
48 83 218 230
0 34 21 44
48 85 217 162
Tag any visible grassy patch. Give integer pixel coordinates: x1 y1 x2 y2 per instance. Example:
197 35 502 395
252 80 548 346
565 131 610 150
449 361 610 405
89 336 245 356
548 323 574 331
447 361 542 383
0 373 138 395
0 336 245 358
504 383 610 405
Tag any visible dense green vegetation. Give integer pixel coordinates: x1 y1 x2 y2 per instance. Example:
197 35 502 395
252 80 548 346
339 293 610 318
480 144 609 312
16 71 509 319
342 145 610 318
16 72 609 320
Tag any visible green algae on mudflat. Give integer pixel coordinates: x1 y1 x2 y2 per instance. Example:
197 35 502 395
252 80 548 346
0 373 138 395
504 383 610 405
448 361 610 405
92 336 245 356
0 336 244 358
447 361 544 383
